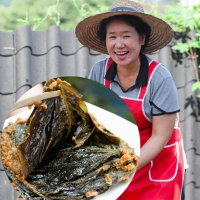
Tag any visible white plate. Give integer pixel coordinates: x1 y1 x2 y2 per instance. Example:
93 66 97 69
3 102 140 200
85 102 140 156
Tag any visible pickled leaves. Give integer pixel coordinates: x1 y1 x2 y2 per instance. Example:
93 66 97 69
1 79 139 199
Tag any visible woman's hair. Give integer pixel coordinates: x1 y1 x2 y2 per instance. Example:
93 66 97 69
98 15 151 52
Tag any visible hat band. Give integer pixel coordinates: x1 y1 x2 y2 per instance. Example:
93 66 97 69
111 6 138 12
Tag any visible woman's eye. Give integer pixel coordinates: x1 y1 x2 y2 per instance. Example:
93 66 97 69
109 36 116 39
124 35 130 38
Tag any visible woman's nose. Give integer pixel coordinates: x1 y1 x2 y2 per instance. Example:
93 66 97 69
115 38 125 48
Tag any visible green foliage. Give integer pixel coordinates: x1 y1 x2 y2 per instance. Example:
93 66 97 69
151 2 200 98
152 3 200 51
0 0 61 31
72 0 109 19
15 0 60 30
192 81 200 98
0 0 112 31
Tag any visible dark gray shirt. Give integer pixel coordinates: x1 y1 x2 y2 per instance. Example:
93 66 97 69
88 55 180 121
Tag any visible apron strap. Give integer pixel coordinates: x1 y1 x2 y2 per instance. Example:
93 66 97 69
138 61 158 100
104 57 113 89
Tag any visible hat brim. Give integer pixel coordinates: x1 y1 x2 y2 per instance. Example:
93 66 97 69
75 11 173 54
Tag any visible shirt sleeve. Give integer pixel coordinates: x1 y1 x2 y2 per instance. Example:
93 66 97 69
149 66 180 116
88 59 107 84
88 64 99 81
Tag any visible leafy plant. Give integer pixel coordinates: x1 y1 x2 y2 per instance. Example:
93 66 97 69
16 0 60 30
72 0 109 19
0 0 112 31
152 2 200 98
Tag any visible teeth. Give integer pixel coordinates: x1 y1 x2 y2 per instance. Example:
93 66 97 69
116 52 127 55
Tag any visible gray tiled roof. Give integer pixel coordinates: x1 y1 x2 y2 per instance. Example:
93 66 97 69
0 25 106 127
0 25 200 200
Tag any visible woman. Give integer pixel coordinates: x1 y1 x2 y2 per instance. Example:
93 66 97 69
76 0 186 199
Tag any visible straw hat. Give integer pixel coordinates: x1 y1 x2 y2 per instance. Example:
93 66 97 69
75 0 173 54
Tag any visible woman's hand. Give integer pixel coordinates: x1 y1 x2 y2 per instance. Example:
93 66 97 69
137 113 177 170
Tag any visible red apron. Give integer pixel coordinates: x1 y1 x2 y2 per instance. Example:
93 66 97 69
104 58 184 200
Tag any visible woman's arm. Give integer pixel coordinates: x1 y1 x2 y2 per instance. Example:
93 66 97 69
137 113 177 170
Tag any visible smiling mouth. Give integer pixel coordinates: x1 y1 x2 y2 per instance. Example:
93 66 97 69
115 51 128 56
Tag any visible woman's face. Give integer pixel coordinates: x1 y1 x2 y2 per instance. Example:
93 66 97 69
105 19 145 68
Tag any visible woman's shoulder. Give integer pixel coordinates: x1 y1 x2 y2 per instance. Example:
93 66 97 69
146 56 173 81
93 57 108 69
88 57 108 82
145 57 180 114
146 56 177 95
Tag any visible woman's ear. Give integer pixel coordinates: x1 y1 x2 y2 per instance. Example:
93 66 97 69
140 35 146 45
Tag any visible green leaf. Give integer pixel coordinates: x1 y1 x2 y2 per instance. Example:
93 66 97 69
192 82 200 92
172 43 190 53
16 18 29 24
